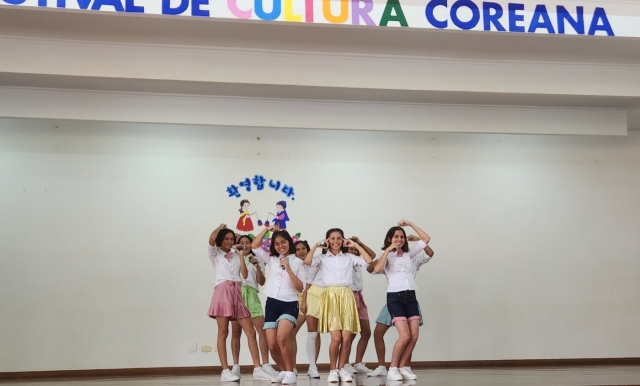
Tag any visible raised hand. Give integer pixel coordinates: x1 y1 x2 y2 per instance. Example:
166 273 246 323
343 239 359 248
234 245 246 257
407 235 420 242
398 219 410 227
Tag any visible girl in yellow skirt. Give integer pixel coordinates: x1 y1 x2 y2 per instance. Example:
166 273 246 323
303 228 372 383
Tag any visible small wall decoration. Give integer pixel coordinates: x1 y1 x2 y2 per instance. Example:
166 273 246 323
225 175 299 252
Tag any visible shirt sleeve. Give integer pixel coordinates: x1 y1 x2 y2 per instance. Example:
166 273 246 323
252 247 271 264
408 240 428 258
412 254 432 270
350 254 368 267
293 258 305 278
308 255 321 267
208 244 219 264
306 266 317 284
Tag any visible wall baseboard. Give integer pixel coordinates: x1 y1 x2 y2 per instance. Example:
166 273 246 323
2 358 639 381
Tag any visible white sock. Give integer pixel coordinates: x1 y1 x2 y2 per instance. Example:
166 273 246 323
307 332 318 367
254 367 261 372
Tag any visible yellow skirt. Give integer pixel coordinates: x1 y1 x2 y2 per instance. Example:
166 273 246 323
318 286 361 334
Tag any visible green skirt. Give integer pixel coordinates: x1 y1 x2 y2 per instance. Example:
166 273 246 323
242 285 264 318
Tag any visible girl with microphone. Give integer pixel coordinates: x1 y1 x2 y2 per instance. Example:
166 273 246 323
251 226 305 384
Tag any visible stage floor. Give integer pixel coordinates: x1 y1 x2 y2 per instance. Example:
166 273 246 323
3 367 640 386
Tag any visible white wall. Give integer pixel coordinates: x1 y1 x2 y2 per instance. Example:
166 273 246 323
1 118 639 372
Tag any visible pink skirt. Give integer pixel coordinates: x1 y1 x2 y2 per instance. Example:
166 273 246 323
208 280 251 320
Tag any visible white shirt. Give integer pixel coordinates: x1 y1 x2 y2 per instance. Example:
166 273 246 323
242 255 266 292
412 253 432 275
253 248 304 302
305 264 325 288
382 240 428 292
208 244 242 288
349 265 364 292
308 251 368 287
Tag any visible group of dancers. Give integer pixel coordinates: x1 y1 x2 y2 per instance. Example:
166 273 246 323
207 220 435 384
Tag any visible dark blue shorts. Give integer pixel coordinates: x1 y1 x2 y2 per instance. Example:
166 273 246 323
264 297 299 330
386 290 420 324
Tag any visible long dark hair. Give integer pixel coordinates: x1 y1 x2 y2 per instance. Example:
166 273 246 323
269 230 296 256
325 228 348 254
239 199 250 213
215 228 236 247
382 226 409 253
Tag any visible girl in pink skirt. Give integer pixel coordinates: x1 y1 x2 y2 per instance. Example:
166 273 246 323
208 224 273 382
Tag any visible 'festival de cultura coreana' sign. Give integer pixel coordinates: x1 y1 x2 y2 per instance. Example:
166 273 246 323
4 0 640 37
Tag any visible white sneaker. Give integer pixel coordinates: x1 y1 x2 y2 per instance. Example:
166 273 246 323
327 370 340 383
254 368 274 381
343 364 357 374
338 369 353 383
399 367 417 380
354 363 372 373
221 369 240 382
262 364 279 377
307 366 320 378
271 371 286 383
367 366 387 377
282 372 297 384
386 368 402 381
231 364 241 378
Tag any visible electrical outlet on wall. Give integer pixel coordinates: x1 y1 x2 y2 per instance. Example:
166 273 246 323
187 342 197 352
201 343 212 353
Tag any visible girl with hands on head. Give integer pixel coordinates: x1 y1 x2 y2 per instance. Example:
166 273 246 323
207 224 273 382
303 229 372 383
367 233 434 378
251 225 305 385
373 220 431 381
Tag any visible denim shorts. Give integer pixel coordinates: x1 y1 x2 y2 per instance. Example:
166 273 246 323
375 304 423 326
386 290 420 324
264 297 299 329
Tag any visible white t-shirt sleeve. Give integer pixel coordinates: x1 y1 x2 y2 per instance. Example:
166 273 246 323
252 247 271 264
409 240 428 258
